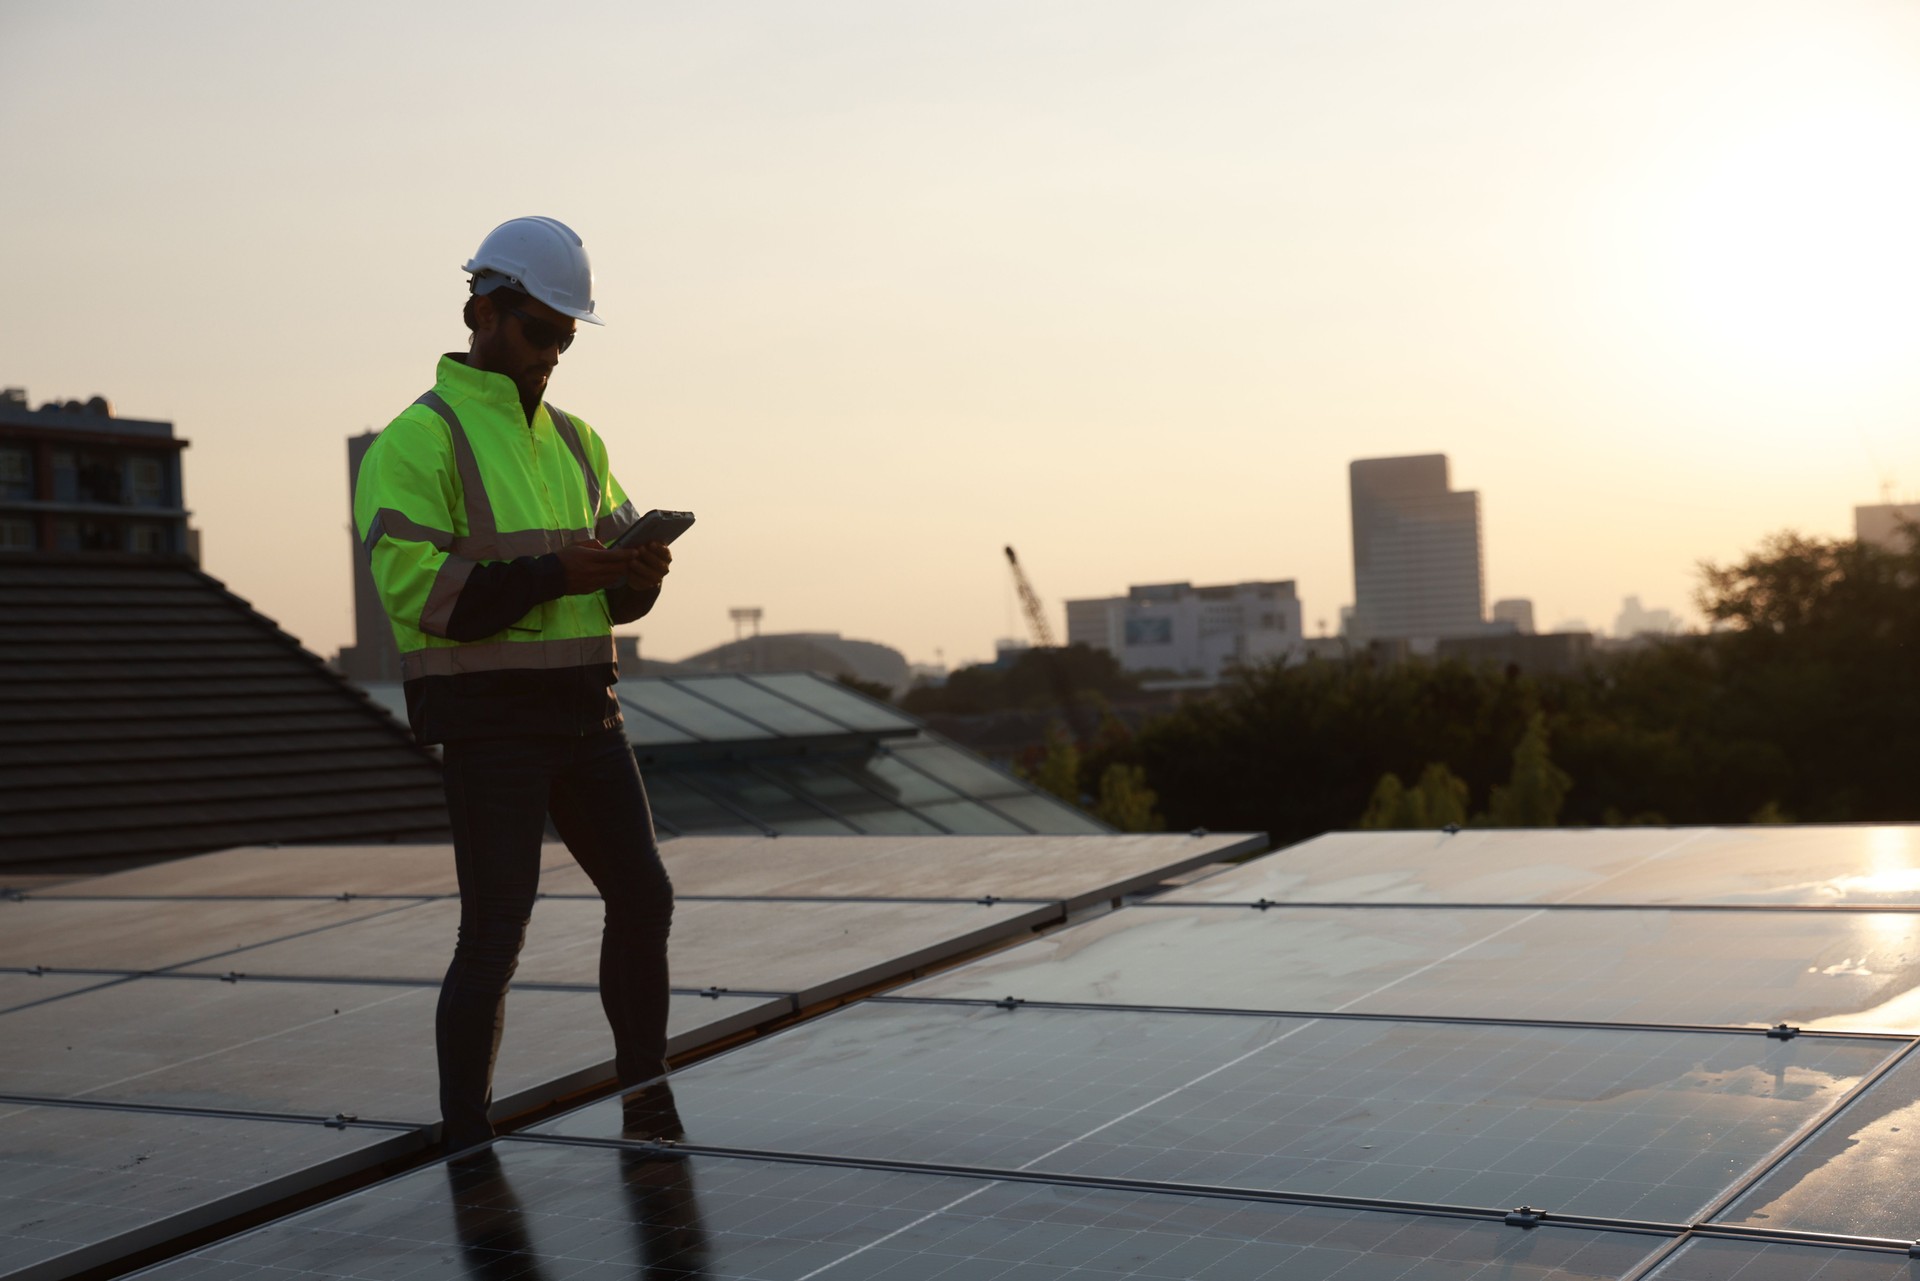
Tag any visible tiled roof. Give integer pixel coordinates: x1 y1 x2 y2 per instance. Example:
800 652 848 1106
0 553 449 866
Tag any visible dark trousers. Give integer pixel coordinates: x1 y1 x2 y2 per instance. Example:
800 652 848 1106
437 727 674 1147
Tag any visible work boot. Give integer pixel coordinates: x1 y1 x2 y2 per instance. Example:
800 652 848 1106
620 1079 687 1149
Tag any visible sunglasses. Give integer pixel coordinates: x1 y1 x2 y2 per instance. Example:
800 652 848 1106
502 303 576 354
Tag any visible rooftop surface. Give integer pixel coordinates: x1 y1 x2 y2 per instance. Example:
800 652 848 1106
0 555 449 869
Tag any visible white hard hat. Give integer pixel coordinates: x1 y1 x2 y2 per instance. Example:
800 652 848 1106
462 216 604 325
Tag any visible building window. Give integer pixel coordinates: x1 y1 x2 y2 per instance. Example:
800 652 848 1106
0 518 34 550
128 456 166 507
1124 617 1174 646
0 447 30 500
75 452 123 505
50 451 77 502
54 519 120 551
127 523 168 553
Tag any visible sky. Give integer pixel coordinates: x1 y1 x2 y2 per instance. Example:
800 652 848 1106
5 0 1920 667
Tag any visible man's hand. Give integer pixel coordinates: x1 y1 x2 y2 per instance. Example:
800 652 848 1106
556 540 638 594
627 540 672 591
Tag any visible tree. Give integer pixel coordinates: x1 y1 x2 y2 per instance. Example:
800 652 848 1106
1358 763 1470 830
1018 724 1082 805
1482 712 1571 827
1094 763 1162 832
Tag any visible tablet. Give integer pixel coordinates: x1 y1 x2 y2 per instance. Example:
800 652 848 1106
608 509 697 550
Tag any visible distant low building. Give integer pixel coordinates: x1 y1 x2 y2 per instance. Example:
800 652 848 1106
0 386 196 557
1857 502 1920 552
1435 629 1595 677
1490 598 1535 634
677 632 910 694
1066 580 1303 679
1613 595 1681 638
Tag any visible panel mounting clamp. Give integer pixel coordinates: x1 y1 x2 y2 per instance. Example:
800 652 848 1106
976 895 1001 906
221 972 246 983
1250 899 1278 911
1 889 24 902
1503 1206 1546 1228
324 1113 357 1129
698 986 729 1000
996 996 1025 1011
1907 1241 1920 1259
1767 1023 1800 1041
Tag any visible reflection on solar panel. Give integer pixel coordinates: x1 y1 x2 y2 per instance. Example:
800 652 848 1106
0 1101 413 1281
1161 825 1920 906
903 903 1920 1030
1714 1049 1920 1241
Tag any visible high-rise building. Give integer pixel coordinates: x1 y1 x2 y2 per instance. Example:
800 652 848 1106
1348 454 1485 644
1066 580 1302 679
335 429 402 682
0 386 195 557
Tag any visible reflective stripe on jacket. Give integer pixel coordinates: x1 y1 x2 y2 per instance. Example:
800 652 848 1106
353 354 646 742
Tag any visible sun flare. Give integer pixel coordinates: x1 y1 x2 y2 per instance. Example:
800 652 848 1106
1660 100 1920 380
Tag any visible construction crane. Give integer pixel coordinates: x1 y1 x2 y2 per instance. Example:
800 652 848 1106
1004 545 1089 744
1003 546 1057 649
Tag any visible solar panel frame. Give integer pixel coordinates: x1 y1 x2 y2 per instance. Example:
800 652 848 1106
898 902 1920 1032
1163 827 1920 909
0 976 784 1124
531 999 1895 1225
161 896 1062 1007
118 1139 1673 1281
0 1099 419 1281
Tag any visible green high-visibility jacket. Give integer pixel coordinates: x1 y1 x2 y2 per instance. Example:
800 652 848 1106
353 354 655 743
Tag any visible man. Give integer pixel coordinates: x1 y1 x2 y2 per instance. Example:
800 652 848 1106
354 216 677 1151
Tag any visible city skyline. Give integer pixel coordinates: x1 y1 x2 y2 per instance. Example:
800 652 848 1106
7 1 1920 669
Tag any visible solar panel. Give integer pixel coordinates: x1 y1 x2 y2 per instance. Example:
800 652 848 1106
751 758 949 835
122 1139 1668 1280
0 971 111 1015
0 895 433 972
166 896 1059 1006
614 699 700 746
1165 827 1920 907
613 680 765 740
674 765 862 835
669 675 850 737
743 671 920 733
1713 1049 1920 1241
534 1000 1891 1223
538 833 1265 909
904 903 1920 1031
636 772 766 834
0 977 780 1123
1644 1237 1914 1278
37 842 573 900
0 1101 412 1281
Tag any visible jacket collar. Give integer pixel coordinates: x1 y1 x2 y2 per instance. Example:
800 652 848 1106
435 353 543 424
